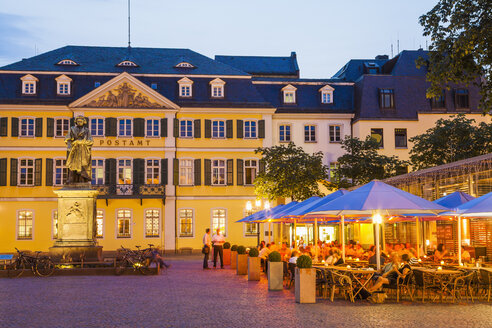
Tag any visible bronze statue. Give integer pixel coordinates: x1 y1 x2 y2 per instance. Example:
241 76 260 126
65 116 93 184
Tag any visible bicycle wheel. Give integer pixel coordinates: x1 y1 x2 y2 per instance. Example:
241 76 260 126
8 259 25 278
115 259 127 276
138 259 153 275
36 257 55 277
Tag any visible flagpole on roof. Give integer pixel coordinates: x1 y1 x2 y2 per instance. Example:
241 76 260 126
128 0 131 48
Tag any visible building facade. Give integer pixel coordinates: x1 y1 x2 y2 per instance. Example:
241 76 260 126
0 46 488 253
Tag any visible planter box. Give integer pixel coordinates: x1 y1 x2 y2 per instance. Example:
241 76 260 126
223 249 231 266
295 267 316 303
268 261 284 290
236 254 248 275
248 257 261 281
231 251 237 270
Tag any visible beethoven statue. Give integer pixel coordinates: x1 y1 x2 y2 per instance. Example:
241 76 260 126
65 116 93 184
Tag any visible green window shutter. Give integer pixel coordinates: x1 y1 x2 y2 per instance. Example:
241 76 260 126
45 158 53 186
105 158 116 185
236 159 244 186
227 159 234 185
161 118 168 137
236 120 243 138
35 118 43 137
173 158 179 185
194 159 201 186
105 118 117 137
194 119 201 138
10 158 18 186
11 118 18 137
70 117 75 127
259 159 266 174
226 120 233 138
258 120 265 139
204 119 211 138
161 158 168 185
0 158 7 186
133 158 145 185
34 158 42 186
46 118 54 137
173 118 179 138
133 118 145 137
0 118 7 137
204 159 211 186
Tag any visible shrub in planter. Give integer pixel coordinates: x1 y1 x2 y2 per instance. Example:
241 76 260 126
268 251 284 291
237 246 246 255
295 255 315 303
231 245 238 252
268 251 281 262
223 242 231 249
296 255 312 268
248 248 259 257
236 246 248 275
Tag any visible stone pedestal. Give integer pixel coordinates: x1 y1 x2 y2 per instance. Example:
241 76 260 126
231 251 237 269
295 268 316 303
248 257 261 281
223 249 231 266
236 254 248 275
50 183 101 261
268 262 284 290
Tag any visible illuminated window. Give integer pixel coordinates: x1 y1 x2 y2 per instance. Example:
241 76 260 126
279 124 291 142
370 128 384 148
146 119 160 137
118 159 132 184
328 162 338 182
179 209 194 237
53 210 58 239
96 210 104 238
244 120 257 139
329 125 341 143
90 118 104 136
54 158 68 186
91 159 104 185
145 159 160 184
212 120 225 138
304 125 316 142
244 160 257 185
211 209 226 236
179 159 193 185
118 118 132 137
18 159 35 186
55 118 70 137
17 210 33 239
116 209 131 238
282 84 297 104
179 120 193 138
212 160 226 185
245 222 257 236
145 209 160 238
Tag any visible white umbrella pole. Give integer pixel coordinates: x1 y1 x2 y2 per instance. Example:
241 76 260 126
280 223 283 245
341 215 345 262
314 218 318 261
293 219 297 247
415 217 420 258
458 216 462 265
375 220 380 271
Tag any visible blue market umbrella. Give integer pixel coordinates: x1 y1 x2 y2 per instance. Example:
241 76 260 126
270 197 320 219
280 189 350 220
435 191 475 210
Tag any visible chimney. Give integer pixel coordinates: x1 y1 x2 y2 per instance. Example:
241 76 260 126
375 55 389 60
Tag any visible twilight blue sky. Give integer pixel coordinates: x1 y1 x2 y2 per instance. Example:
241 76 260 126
0 0 436 78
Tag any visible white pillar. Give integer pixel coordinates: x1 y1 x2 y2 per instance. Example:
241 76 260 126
458 216 462 264
415 217 420 258
341 215 345 262
314 219 318 261
375 221 380 270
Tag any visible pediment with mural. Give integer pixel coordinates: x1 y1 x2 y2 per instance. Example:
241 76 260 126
84 82 162 108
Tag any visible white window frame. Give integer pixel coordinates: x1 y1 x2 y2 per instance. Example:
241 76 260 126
145 117 160 138
243 158 258 185
53 157 68 186
55 74 72 95
54 117 70 138
281 84 297 104
319 85 334 104
89 116 105 137
52 209 58 240
117 117 133 137
279 124 292 142
211 208 227 237
178 208 195 238
210 78 225 98
18 157 35 186
145 158 161 185
19 116 35 137
117 60 138 67
304 124 317 143
91 158 105 185
175 62 195 68
179 158 194 186
96 209 105 239
243 120 258 139
243 210 258 237
211 158 226 186
16 209 34 240
117 158 133 185
212 119 226 139
144 208 161 238
179 119 194 138
329 125 342 143
115 208 133 238
20 74 38 95
57 59 78 65
178 77 193 98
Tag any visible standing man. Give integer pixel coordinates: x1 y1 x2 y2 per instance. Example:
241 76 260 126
202 228 211 270
211 228 225 269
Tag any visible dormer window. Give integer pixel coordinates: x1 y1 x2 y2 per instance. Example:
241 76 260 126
20 74 38 95
175 62 195 68
56 74 72 95
281 84 297 104
178 77 193 98
364 62 380 74
210 78 225 98
319 85 334 104
57 59 78 66
117 60 138 67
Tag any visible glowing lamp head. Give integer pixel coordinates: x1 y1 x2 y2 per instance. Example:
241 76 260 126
373 213 383 224
347 265 351 269
264 201 270 210
437 266 442 271
440 260 444 265
426 240 430 246
255 199 262 208
246 201 252 211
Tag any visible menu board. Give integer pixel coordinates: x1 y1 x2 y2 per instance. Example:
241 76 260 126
436 224 456 254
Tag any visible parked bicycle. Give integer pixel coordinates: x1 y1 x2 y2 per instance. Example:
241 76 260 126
8 248 55 278
115 245 153 275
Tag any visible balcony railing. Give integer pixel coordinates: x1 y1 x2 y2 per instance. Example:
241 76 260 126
93 184 166 202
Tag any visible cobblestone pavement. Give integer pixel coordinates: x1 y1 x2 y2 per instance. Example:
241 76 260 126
1 256 491 328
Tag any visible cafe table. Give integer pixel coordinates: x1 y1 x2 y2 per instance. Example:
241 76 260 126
315 265 375 299
412 267 461 302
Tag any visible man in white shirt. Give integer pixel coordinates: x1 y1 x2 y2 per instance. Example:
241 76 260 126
202 228 211 269
211 228 225 269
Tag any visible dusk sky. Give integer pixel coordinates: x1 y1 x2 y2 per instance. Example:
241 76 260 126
0 0 436 78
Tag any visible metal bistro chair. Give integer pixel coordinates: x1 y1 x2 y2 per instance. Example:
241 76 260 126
383 270 414 302
316 268 329 299
478 269 492 302
451 271 476 303
287 262 296 289
412 270 440 303
326 269 354 303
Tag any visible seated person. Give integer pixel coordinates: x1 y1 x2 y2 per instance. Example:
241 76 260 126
354 244 365 258
368 253 411 292
434 243 448 262
332 249 344 266
345 244 356 257
289 250 299 264
368 245 386 266
461 246 471 263
259 243 272 259
325 249 335 265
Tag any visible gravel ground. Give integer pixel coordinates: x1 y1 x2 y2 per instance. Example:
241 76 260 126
0 256 491 328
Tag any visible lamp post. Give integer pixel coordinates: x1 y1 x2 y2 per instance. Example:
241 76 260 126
373 213 383 271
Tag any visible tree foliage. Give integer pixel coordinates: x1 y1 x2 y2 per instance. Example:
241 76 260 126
418 0 492 112
254 142 327 201
328 136 408 188
409 114 492 170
